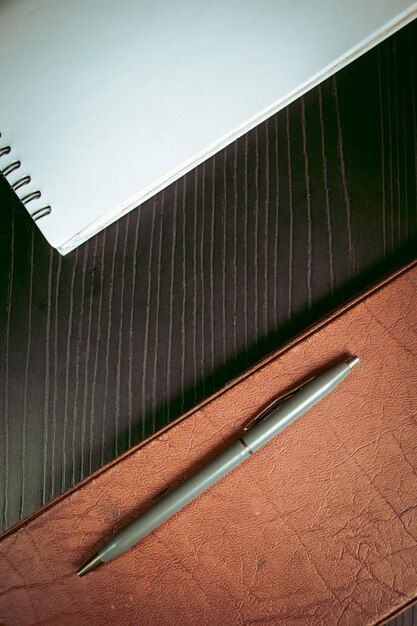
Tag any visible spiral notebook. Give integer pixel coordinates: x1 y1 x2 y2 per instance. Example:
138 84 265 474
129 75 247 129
1 1 416 255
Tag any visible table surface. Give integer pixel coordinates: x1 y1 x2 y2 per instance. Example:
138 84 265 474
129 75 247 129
1 17 417 626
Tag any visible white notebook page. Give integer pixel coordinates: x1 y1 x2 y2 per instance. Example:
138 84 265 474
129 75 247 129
0 0 416 254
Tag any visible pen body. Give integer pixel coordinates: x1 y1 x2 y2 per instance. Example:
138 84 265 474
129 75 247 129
88 357 358 570
99 440 250 562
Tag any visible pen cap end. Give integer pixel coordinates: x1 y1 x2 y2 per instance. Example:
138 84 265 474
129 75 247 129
345 355 360 370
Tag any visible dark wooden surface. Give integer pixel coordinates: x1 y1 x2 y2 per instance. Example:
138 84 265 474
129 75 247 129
390 606 417 626
1 18 417 624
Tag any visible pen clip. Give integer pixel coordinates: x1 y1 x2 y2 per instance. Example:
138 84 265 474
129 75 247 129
243 375 316 431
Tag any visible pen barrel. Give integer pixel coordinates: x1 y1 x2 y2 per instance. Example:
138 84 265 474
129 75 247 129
99 440 250 562
241 360 353 453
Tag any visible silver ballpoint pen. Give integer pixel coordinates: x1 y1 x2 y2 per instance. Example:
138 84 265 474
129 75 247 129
78 355 359 576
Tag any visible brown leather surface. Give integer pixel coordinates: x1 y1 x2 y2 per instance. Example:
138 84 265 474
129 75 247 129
1 262 417 625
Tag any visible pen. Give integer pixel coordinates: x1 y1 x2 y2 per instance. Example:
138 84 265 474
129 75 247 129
78 355 359 576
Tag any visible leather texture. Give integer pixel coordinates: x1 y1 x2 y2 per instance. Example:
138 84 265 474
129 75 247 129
1 262 417 626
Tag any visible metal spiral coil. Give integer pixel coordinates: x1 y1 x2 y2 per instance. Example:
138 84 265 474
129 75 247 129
2 160 21 176
12 175 31 191
0 133 51 220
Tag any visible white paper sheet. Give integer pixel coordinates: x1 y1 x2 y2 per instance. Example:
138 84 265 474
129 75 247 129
0 0 416 254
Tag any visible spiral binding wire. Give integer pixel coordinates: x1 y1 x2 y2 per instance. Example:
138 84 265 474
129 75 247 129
0 133 51 220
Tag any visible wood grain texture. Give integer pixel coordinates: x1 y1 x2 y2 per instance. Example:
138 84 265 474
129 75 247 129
0 17 416 562
387 606 417 626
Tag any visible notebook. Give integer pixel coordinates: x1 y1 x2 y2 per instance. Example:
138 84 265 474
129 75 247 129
1 1 416 255
1 260 417 624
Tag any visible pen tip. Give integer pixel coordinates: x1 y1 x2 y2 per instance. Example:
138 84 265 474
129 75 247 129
346 355 360 370
77 554 104 577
